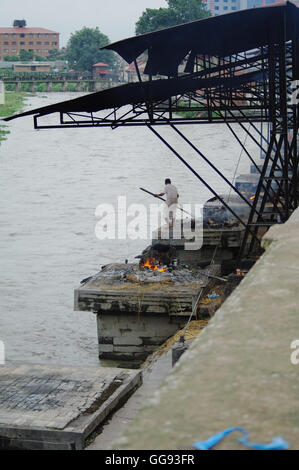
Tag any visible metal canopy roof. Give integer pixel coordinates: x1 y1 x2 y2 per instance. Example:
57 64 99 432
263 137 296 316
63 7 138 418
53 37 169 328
2 2 298 123
103 2 299 76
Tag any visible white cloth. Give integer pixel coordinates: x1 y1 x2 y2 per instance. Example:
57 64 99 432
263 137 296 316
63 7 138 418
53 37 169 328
164 184 179 207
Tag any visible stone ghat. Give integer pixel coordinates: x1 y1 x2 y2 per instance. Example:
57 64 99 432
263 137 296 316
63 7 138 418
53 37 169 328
0 363 141 450
75 263 220 365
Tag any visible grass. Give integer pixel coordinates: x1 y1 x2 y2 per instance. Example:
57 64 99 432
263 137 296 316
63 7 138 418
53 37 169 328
0 91 27 142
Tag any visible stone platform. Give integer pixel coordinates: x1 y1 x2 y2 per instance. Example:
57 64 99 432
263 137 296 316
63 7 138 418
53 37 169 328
74 263 217 364
0 363 141 450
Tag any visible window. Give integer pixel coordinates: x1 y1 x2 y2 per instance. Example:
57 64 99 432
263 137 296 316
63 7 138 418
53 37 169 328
44 42 49 45
12 49 16 53
20 41 25 45
20 33 24 38
224 6 228 9
215 5 219 9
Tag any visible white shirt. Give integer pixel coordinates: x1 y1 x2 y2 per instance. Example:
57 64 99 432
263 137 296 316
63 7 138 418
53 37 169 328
164 184 179 207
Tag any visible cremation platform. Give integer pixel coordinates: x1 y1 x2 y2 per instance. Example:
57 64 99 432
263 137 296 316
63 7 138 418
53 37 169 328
0 363 141 450
75 263 219 364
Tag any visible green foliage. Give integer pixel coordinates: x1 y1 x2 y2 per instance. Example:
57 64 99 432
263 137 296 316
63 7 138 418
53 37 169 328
135 8 177 35
51 83 63 92
0 124 10 142
4 55 19 62
0 92 26 142
5 83 16 91
136 0 211 34
67 82 77 92
167 0 211 23
46 48 66 61
20 82 31 92
65 27 115 72
19 49 34 61
34 55 47 62
36 83 47 92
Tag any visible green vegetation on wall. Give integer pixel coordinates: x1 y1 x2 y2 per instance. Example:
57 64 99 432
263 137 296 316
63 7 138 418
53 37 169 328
0 92 26 142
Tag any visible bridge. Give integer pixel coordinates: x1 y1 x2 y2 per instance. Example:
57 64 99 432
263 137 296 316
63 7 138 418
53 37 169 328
0 71 117 92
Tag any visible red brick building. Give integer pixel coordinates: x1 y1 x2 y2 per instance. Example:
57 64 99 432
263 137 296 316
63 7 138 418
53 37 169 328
0 24 59 60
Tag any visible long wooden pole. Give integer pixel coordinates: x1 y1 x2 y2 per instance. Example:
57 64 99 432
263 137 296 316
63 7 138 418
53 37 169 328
139 187 192 217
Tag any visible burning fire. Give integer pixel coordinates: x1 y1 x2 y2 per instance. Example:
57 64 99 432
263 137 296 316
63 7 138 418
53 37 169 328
249 195 255 200
142 257 167 272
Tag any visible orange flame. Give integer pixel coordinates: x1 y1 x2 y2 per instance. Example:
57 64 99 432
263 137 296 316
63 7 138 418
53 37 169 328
142 258 167 272
249 196 255 200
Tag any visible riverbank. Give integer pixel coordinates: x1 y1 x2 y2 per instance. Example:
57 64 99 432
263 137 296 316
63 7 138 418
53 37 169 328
0 92 28 142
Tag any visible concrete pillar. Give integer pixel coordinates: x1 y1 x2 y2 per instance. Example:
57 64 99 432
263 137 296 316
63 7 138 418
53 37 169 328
97 312 187 364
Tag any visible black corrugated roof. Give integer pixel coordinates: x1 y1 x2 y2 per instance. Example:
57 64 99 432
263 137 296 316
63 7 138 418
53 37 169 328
103 2 299 76
2 3 298 122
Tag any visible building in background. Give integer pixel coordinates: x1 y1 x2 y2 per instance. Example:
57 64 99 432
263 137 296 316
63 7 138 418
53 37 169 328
0 20 59 60
92 62 109 78
205 0 299 16
13 62 51 73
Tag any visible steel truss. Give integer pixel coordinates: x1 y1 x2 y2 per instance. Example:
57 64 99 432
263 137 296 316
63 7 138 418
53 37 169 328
32 35 299 259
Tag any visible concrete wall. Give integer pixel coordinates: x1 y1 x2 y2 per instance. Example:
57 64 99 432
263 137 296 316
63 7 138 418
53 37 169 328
113 208 299 450
97 313 187 363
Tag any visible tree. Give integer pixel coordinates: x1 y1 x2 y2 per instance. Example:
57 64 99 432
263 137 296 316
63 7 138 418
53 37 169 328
34 55 47 62
168 0 211 23
19 49 34 61
4 55 19 62
136 0 211 35
65 27 116 72
135 8 177 35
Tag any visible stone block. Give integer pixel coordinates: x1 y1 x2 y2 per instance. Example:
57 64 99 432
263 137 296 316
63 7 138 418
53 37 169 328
113 337 143 346
98 344 114 353
98 336 113 344
113 346 143 353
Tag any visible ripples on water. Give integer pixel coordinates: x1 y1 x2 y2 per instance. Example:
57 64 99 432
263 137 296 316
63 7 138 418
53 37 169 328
0 93 260 366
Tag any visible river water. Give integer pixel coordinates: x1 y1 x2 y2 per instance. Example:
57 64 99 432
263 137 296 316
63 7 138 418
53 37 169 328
0 92 260 367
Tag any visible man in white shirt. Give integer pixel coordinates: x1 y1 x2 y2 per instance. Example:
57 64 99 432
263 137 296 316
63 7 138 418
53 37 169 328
154 178 179 225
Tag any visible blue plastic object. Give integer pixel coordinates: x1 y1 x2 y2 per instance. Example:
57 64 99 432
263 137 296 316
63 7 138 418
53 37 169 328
193 427 289 450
